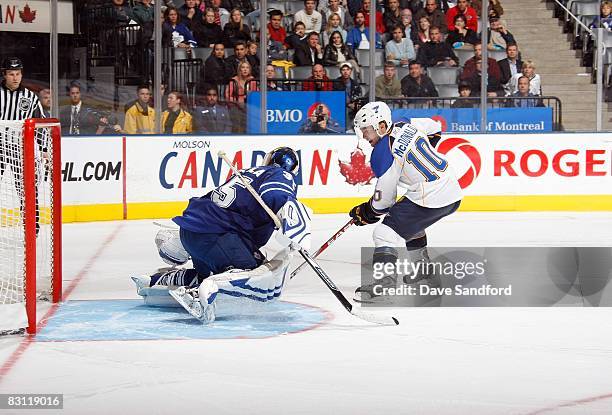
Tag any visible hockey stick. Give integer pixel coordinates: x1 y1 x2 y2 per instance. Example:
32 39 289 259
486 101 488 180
218 151 399 326
289 219 354 279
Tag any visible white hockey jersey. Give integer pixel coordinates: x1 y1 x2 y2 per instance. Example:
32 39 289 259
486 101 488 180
370 121 462 210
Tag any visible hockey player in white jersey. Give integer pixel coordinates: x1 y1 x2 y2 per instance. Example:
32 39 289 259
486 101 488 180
349 102 462 302
132 147 312 323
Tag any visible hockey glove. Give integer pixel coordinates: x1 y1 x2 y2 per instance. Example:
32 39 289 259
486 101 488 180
349 200 381 226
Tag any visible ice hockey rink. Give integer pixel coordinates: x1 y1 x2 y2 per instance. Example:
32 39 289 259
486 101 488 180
1 212 612 415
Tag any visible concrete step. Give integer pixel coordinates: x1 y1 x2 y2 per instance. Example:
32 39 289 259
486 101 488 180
537 74 593 84
543 83 596 91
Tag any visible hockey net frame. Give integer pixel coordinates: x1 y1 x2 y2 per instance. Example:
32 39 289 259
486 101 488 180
0 118 62 335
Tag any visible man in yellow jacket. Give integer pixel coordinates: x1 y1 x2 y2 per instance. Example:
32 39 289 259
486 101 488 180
124 85 156 134
161 91 193 134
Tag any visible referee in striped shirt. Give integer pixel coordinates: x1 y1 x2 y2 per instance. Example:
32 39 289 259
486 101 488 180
0 57 44 120
1 57 45 233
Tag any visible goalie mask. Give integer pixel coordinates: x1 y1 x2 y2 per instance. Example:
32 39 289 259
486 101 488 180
263 147 299 175
354 101 392 141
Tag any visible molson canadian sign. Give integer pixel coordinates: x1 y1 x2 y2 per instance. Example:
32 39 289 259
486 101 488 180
0 0 74 33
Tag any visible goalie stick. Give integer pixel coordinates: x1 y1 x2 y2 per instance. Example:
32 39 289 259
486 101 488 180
289 219 354 279
218 151 399 326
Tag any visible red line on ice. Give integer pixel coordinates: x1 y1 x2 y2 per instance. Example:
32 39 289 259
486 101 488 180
0 222 124 384
524 392 612 414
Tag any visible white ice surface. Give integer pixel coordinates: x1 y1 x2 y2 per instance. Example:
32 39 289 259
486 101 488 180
1 212 612 414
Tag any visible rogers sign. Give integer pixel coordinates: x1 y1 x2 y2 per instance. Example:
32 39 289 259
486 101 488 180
438 136 612 189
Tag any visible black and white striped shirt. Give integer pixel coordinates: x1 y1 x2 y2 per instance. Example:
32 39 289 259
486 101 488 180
0 81 44 121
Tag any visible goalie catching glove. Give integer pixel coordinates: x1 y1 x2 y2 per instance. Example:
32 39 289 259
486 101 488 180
349 199 383 226
273 198 313 251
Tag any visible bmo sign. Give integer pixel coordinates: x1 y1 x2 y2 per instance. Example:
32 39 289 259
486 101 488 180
246 91 346 134
266 109 303 123
439 134 612 195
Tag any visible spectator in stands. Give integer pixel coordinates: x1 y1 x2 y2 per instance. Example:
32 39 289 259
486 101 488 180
446 0 478 32
295 0 323 34
38 89 51 118
322 0 349 30
201 43 230 90
178 0 202 29
416 26 458 67
124 85 156 134
266 64 288 91
589 1 612 30
223 8 251 48
461 42 502 81
323 13 348 46
59 83 101 135
484 0 504 19
161 91 193 134
451 81 476 107
247 40 260 71
464 58 502 96
487 17 516 50
346 11 383 52
227 40 259 77
286 21 308 50
498 43 522 93
162 6 197 49
192 9 224 47
297 102 342 133
207 0 230 27
416 16 432 48
400 60 438 98
383 0 403 34
225 61 258 102
268 10 288 47
400 8 419 45
415 0 448 34
323 30 359 70
193 87 232 134
221 0 254 15
132 0 154 29
333 62 361 118
508 60 542 96
386 25 416 66
376 61 403 98
445 14 478 47
507 76 543 108
294 31 324 66
361 0 385 34
111 0 134 26
303 64 334 91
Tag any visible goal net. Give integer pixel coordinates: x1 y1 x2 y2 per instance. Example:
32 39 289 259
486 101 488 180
0 119 62 334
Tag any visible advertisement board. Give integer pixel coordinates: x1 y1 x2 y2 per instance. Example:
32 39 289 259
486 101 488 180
0 0 74 33
246 91 346 134
60 133 612 221
393 108 553 133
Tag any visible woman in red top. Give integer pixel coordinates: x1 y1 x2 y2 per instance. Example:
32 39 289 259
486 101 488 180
225 61 258 103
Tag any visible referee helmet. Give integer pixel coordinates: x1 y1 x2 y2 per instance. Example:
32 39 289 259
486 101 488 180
1 57 23 74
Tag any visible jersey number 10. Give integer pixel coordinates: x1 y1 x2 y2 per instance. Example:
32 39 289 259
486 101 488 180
406 137 448 181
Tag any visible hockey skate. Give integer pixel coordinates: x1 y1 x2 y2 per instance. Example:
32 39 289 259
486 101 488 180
353 275 398 303
402 249 441 289
169 279 218 324
131 276 151 295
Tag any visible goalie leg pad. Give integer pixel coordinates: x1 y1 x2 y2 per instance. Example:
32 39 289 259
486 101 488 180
212 249 292 302
155 228 190 266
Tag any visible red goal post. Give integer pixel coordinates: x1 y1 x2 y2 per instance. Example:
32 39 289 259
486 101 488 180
0 118 62 335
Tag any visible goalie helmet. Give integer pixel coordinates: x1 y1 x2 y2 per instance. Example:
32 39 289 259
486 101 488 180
263 147 299 175
1 57 23 73
354 101 392 139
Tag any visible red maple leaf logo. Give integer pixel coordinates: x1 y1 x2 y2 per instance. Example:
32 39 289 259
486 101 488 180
19 4 36 23
338 147 375 185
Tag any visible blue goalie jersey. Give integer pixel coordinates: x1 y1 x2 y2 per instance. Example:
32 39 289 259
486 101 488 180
173 166 298 251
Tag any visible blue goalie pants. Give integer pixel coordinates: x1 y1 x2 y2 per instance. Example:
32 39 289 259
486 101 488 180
179 228 262 278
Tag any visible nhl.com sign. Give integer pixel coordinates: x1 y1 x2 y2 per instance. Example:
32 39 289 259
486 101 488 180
438 135 612 190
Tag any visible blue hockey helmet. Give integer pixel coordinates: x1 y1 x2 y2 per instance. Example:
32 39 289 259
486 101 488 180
263 147 299 175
